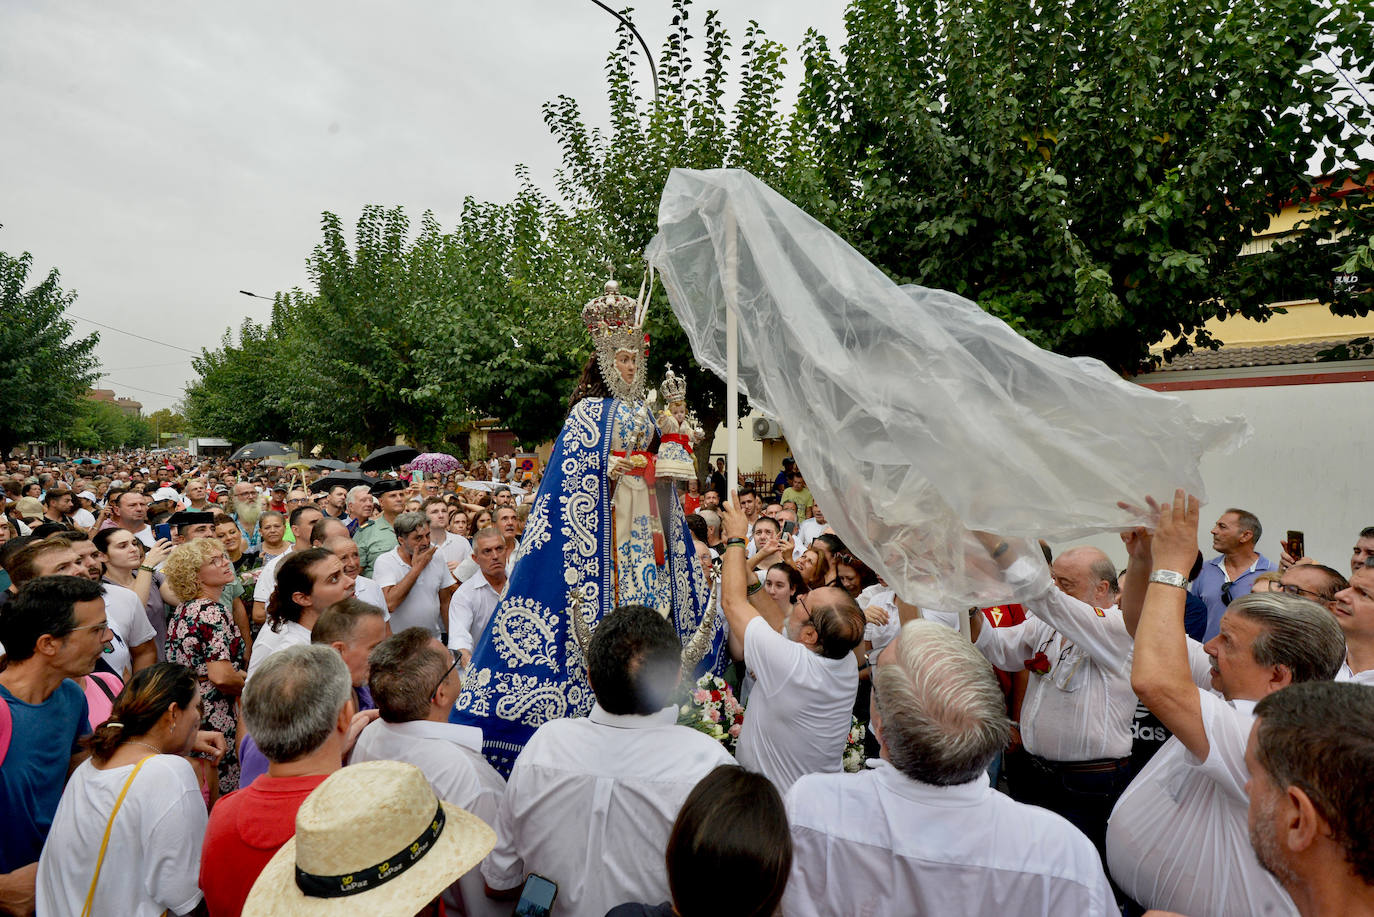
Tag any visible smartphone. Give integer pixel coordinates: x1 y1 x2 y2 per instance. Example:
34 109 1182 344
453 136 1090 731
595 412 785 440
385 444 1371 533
781 520 796 537
154 523 172 541
1286 530 1305 560
515 873 558 917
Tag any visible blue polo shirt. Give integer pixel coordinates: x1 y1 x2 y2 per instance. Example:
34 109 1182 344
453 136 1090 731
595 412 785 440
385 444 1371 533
1190 553 1278 641
0 680 91 872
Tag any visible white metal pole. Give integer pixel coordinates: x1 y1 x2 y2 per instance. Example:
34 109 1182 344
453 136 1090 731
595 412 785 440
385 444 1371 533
724 211 739 493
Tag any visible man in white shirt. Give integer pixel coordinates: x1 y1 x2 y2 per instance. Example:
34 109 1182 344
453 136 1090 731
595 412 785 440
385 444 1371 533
1245 681 1374 917
1332 560 1374 684
784 619 1115 917
353 628 506 917
424 496 471 581
1106 490 1346 917
719 492 864 792
373 512 455 638
796 501 826 547
481 606 735 916
493 506 519 564
972 539 1134 860
106 490 155 547
65 533 155 677
323 536 387 615
447 528 507 667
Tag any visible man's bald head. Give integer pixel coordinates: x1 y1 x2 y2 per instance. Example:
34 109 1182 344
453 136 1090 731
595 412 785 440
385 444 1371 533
1051 546 1118 607
803 585 866 659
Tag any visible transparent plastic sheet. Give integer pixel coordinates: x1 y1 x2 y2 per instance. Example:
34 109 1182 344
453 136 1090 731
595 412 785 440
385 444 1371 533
644 168 1249 610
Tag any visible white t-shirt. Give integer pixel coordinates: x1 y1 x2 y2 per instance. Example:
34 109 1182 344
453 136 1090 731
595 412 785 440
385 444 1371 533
246 620 311 680
735 615 858 792
101 583 157 679
1106 692 1297 917
796 517 824 547
36 754 206 917
434 534 473 583
251 551 287 605
373 547 449 637
859 585 901 656
353 574 389 620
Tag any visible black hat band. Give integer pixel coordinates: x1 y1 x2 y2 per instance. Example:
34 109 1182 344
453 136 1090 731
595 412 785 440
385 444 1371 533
294 803 445 899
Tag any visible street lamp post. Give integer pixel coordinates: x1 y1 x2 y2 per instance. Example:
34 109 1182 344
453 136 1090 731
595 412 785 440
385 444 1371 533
586 0 658 106
239 290 274 302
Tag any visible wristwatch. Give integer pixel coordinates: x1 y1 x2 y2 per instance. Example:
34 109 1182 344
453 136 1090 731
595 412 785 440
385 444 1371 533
1148 569 1188 589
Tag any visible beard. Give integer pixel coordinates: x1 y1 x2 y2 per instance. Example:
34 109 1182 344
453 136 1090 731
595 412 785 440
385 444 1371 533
232 497 264 529
1249 792 1299 887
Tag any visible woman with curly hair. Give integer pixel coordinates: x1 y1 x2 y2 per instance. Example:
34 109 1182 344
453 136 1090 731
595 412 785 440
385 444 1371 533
164 537 246 794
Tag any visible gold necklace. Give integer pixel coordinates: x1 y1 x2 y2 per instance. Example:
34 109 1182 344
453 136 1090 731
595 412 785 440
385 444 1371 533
128 740 163 756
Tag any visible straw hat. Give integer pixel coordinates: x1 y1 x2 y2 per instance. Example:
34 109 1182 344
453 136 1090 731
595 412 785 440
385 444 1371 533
243 761 496 916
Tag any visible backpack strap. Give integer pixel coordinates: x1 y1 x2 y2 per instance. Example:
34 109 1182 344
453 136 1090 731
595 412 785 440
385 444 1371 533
90 673 121 705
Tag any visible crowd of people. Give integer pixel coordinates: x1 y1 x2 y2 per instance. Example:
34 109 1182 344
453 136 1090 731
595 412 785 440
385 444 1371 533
0 449 1371 917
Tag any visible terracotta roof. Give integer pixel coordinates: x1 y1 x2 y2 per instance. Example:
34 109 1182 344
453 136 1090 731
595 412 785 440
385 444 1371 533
1153 338 1362 372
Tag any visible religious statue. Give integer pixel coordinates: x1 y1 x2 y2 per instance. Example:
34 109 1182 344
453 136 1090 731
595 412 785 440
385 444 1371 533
451 279 725 775
653 365 702 482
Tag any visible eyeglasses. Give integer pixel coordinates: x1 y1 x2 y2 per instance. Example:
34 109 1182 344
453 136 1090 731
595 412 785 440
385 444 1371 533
431 652 460 701
1280 582 1329 603
207 554 233 567
69 619 112 635
1220 580 1234 606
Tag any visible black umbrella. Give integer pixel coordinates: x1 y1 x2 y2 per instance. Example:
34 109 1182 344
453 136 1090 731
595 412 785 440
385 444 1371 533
310 459 349 471
360 445 419 472
229 441 293 461
308 471 379 493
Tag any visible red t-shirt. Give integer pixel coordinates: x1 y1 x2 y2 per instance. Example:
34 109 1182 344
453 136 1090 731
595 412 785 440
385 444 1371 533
199 773 330 917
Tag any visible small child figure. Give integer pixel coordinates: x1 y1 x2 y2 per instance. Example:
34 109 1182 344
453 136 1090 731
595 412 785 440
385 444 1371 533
655 365 701 481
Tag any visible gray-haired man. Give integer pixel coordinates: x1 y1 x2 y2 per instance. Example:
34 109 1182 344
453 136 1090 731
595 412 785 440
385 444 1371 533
372 512 454 638
1108 491 1346 917
199 644 355 917
783 620 1113 917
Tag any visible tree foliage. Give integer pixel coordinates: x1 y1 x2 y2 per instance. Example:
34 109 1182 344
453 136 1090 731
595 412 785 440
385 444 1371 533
0 251 101 458
791 0 1374 369
62 399 152 452
184 0 1373 455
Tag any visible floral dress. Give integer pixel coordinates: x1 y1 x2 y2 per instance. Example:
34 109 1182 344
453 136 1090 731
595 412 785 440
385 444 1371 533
166 597 247 794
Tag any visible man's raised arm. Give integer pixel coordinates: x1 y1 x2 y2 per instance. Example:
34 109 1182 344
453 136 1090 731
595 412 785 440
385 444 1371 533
1131 489 1208 759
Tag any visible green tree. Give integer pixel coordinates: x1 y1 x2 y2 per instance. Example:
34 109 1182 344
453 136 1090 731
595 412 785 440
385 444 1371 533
792 0 1374 369
0 251 101 458
184 314 295 445
145 408 188 445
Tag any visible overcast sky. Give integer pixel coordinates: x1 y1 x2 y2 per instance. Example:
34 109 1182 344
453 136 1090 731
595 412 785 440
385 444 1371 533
0 1 848 413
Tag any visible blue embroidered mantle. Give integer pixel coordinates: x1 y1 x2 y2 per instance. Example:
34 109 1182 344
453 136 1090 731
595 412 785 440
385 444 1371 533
451 396 725 775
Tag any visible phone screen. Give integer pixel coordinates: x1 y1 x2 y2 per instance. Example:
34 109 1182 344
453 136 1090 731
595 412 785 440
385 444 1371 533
515 873 558 917
782 520 796 536
154 523 172 541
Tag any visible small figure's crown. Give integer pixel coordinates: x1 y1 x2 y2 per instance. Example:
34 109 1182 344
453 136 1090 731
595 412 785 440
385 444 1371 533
660 364 688 403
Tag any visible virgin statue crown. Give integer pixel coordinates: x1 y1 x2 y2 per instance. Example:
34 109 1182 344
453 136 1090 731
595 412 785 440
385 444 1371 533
583 278 651 403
